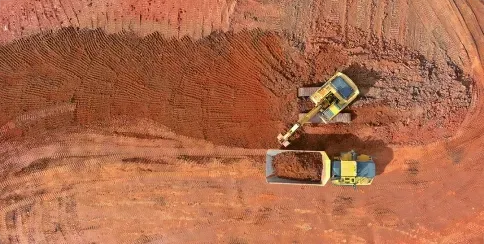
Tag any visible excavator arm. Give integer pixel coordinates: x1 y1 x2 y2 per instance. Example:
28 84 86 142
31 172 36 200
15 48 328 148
277 103 325 147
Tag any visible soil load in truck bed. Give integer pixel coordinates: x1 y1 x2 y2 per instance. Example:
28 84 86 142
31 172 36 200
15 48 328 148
272 152 323 181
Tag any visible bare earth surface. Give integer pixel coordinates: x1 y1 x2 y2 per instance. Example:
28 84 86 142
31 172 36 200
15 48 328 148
1 0 484 243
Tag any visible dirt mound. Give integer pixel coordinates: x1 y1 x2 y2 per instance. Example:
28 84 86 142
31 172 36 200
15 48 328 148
272 152 322 181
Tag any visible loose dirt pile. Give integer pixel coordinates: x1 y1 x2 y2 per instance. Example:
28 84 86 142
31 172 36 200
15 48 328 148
295 21 473 145
272 152 322 181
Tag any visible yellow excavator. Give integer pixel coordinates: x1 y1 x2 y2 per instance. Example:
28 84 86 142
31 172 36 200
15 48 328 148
277 72 360 147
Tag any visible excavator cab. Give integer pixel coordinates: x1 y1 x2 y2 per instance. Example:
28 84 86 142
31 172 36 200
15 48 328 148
311 74 359 123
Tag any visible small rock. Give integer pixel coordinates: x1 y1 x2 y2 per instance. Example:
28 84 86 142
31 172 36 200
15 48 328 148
412 87 420 95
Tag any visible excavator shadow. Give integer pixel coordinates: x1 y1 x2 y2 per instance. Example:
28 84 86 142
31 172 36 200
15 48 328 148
299 63 380 98
343 63 381 97
285 133 393 175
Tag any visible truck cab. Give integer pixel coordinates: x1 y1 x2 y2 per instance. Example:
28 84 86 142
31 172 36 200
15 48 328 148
330 151 376 186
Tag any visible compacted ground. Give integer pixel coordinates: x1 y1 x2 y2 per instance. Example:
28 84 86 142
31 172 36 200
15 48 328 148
0 0 484 243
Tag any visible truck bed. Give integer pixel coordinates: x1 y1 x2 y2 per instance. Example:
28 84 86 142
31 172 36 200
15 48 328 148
265 150 331 186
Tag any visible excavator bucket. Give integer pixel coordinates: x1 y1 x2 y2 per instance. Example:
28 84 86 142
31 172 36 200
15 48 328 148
276 134 291 147
265 150 331 186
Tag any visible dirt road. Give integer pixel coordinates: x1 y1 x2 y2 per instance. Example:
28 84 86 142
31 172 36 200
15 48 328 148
0 0 483 243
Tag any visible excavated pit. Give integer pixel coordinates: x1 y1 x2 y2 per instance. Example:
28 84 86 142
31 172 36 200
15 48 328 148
272 152 323 181
0 27 473 148
0 1 482 242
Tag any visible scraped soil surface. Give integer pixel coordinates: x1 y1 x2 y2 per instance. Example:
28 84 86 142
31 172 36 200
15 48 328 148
272 152 322 181
0 26 478 244
0 27 473 147
0 28 298 149
1 0 484 243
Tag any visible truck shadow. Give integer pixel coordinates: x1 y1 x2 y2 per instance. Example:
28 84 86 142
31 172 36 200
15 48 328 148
284 133 393 175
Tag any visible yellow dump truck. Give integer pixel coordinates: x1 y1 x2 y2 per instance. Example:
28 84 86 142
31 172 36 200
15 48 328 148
277 72 360 147
265 150 375 186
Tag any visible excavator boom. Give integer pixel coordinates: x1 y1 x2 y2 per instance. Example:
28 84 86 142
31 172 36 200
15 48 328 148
277 103 325 146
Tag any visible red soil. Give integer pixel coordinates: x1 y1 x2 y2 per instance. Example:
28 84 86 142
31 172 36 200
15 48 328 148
272 152 322 181
0 27 472 148
0 0 483 243
0 29 300 148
